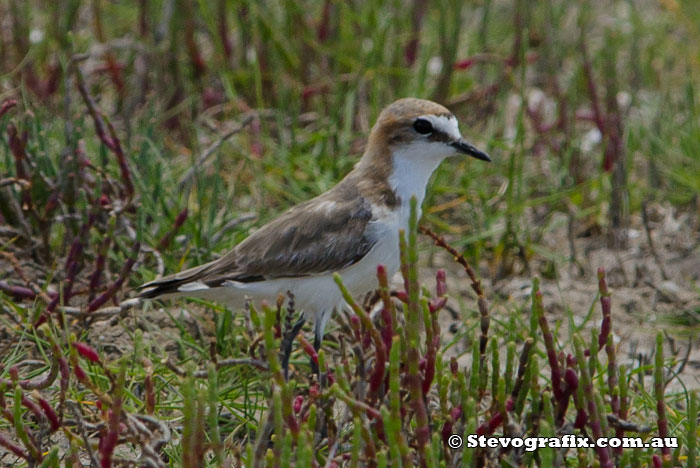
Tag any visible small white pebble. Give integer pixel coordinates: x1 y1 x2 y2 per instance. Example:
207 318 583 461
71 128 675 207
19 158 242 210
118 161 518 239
527 88 546 109
617 91 632 110
29 29 44 44
428 56 443 76
581 128 602 152
246 47 257 64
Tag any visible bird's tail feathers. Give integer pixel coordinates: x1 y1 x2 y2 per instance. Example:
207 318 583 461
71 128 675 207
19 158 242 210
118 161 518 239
135 261 216 299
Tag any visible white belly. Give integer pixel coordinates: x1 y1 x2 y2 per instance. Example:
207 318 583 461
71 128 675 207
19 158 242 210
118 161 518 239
184 220 401 333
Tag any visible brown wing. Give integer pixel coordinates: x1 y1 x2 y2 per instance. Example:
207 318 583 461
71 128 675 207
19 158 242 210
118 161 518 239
137 192 375 298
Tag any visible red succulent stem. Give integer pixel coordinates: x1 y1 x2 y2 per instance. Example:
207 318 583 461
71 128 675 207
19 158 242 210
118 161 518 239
105 121 134 197
86 242 140 312
182 0 206 78
422 335 438 395
476 399 514 435
7 124 33 214
0 390 13 423
0 282 38 300
0 98 17 117
297 335 318 366
36 395 60 432
598 268 622 455
598 296 612 351
424 270 446 395
580 33 605 136
20 394 44 422
40 210 96 321
404 0 428 66
573 407 588 430
99 403 121 468
317 0 332 42
76 70 134 197
534 290 564 401
376 264 397 353
293 395 303 414
73 363 88 383
7 124 28 181
654 335 671 460
72 342 101 363
217 0 232 59
556 367 578 425
441 405 462 444
587 398 613 468
0 432 28 460
89 236 112 298
158 208 188 250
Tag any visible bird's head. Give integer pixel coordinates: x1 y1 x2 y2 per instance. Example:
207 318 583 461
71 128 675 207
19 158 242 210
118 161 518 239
368 98 491 163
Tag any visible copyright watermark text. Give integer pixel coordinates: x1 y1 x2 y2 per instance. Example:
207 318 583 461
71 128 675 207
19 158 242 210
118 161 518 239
446 434 678 451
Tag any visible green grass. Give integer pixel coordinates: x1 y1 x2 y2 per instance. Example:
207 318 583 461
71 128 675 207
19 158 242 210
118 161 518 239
0 0 699 466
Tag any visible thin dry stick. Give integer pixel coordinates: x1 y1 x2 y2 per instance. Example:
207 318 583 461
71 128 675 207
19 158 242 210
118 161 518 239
671 337 692 383
68 401 100 468
0 358 59 390
252 411 275 468
419 226 490 351
606 414 651 433
0 177 30 188
0 251 53 303
60 297 142 320
86 242 140 312
641 201 669 280
75 68 134 197
128 414 171 466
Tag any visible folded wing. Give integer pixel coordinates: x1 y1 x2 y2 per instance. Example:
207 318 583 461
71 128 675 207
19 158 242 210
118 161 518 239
137 193 375 299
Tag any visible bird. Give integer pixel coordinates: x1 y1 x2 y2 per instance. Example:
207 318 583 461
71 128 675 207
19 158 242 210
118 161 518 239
137 98 490 355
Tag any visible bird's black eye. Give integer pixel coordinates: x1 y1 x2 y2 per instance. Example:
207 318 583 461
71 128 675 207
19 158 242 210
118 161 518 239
413 118 433 135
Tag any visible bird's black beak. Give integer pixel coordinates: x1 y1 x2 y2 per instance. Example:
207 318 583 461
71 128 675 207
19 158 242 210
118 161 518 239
451 139 491 162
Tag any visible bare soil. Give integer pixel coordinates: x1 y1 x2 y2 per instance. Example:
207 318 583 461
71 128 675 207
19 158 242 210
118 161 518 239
431 202 700 391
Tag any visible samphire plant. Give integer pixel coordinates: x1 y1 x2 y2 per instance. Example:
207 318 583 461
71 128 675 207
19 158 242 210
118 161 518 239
0 198 696 468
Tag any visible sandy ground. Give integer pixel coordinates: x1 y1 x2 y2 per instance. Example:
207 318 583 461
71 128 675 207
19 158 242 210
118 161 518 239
430 202 700 391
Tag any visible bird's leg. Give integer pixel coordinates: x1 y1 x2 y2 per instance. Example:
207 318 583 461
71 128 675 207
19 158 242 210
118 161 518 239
281 315 305 380
310 332 322 376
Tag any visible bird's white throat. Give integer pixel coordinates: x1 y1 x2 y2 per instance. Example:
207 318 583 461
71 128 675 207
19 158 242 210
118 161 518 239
387 142 448 220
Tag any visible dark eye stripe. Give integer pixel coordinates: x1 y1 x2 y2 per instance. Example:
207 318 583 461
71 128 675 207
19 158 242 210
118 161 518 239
413 118 433 135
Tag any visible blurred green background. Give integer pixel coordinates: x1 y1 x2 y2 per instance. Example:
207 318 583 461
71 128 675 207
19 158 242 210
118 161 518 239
2 0 699 276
